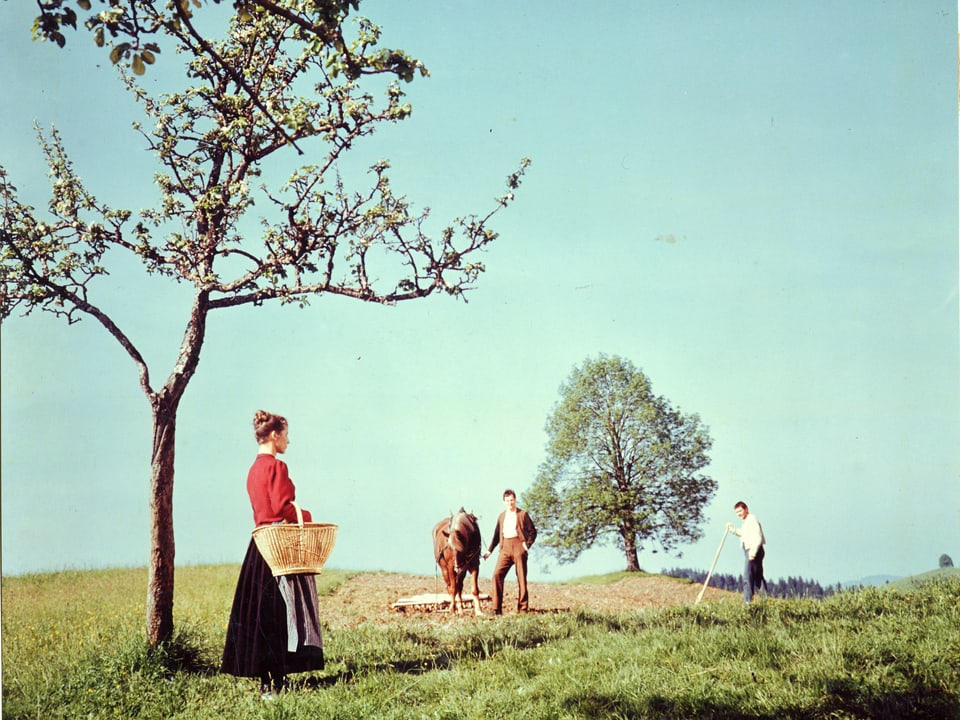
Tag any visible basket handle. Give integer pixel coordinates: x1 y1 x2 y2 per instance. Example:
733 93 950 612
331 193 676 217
290 501 304 527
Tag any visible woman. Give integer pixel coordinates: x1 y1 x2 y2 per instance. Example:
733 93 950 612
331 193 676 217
221 410 325 696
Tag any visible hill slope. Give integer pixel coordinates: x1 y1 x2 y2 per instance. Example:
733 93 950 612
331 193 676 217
884 566 960 591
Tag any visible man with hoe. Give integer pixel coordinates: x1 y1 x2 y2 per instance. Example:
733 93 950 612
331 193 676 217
728 500 766 603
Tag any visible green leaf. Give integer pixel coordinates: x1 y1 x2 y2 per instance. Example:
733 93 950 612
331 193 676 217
77 0 92 9
109 43 130 65
132 53 145 76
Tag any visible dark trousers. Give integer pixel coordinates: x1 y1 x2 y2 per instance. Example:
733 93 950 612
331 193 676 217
492 537 529 613
743 545 765 603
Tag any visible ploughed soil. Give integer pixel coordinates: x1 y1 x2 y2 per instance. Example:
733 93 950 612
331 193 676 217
320 572 737 627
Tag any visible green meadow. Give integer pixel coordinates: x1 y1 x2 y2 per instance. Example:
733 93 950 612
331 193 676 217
2 566 958 719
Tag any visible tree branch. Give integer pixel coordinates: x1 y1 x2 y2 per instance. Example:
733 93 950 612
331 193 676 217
4 231 155 399
170 1 304 155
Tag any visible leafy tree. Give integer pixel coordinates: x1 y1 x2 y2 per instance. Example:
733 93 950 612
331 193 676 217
524 355 715 572
3 0 528 646
940 554 954 568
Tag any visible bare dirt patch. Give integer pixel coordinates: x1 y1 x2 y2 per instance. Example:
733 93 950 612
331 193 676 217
320 572 737 627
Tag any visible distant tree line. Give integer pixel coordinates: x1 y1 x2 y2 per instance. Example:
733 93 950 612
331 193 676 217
664 567 841 600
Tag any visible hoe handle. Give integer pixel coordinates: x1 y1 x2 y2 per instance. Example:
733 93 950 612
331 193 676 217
696 527 730 604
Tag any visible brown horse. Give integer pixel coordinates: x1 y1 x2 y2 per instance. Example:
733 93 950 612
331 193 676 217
433 508 483 615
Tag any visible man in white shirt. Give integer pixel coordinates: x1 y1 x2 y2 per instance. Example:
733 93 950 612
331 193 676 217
483 489 537 614
727 501 766 603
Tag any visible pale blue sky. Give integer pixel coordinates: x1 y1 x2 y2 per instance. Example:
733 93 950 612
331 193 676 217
2 1 957 586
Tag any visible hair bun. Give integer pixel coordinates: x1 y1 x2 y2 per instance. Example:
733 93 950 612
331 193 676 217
253 410 288 444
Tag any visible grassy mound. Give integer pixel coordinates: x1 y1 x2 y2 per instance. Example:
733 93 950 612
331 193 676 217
2 567 958 719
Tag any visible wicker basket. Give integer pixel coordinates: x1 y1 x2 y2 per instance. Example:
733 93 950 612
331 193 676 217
252 502 338 577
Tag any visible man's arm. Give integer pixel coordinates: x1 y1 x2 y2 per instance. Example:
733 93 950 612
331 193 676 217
483 514 502 558
522 511 537 549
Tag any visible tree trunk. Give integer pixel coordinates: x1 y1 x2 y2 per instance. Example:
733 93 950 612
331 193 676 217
623 531 640 572
146 400 178 646
144 292 207 646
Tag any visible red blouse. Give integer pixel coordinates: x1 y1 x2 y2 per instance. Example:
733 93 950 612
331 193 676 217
246 453 312 526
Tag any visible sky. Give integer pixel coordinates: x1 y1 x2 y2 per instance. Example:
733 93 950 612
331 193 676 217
1 1 957 589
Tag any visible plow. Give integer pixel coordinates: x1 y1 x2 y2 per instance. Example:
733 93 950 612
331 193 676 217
391 592 492 612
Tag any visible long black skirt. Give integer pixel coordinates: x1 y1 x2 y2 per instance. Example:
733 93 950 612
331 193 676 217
221 539 325 679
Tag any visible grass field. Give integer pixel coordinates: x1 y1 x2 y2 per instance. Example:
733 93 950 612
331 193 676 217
2 566 958 719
